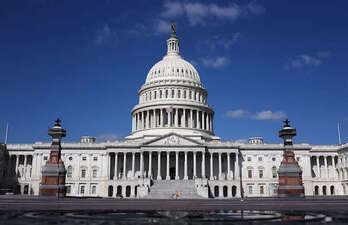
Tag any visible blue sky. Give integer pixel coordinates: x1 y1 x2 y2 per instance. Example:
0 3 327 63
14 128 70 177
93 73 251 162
0 0 347 144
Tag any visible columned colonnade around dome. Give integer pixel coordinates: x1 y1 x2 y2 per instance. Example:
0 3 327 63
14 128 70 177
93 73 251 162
132 107 214 133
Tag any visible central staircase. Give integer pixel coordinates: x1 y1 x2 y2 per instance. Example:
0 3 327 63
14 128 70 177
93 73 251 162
145 180 202 199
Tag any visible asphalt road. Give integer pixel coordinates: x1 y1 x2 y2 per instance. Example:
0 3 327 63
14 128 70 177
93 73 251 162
1 196 348 212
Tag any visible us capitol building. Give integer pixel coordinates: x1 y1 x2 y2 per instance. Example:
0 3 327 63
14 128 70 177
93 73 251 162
1 24 348 199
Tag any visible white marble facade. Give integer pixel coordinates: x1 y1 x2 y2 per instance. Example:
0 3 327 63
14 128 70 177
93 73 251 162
1 25 348 198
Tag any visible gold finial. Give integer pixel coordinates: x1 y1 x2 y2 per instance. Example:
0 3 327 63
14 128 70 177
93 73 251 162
171 20 176 35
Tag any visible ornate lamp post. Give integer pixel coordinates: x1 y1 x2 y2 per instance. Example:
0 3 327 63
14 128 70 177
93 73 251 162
277 119 305 197
39 118 67 197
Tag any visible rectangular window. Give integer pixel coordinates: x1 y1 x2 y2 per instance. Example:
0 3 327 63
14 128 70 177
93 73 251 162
92 169 97 178
93 156 98 161
260 186 264 195
247 157 251 162
82 156 87 161
272 167 277 178
80 185 85 194
248 170 252 178
91 185 97 195
43 156 48 160
259 170 263 178
66 186 71 194
67 166 72 178
258 157 262 162
248 186 253 194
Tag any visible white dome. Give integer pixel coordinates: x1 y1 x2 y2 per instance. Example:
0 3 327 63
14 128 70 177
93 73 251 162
145 55 201 85
145 28 201 85
127 22 218 141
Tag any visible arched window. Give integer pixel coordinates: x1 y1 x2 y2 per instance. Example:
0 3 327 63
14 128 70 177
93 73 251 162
232 186 237 197
67 166 72 178
116 185 122 197
183 90 186 99
272 166 277 178
223 186 228 197
178 90 181 98
330 185 335 195
160 90 162 99
165 90 168 98
314 186 319 195
126 186 131 197
154 91 157 99
171 90 174 98
323 186 327 195
108 185 113 197
214 186 219 197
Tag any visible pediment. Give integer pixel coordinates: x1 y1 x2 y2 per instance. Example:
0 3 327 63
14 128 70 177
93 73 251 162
142 133 202 147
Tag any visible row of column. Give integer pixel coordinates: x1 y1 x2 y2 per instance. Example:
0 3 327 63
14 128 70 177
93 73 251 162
7 154 32 178
132 108 213 132
108 151 239 181
312 155 337 178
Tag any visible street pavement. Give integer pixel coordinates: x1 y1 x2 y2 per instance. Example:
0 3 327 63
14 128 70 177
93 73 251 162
0 196 348 212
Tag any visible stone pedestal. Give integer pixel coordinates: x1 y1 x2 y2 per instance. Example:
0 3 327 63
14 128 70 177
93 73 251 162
278 149 305 197
277 119 305 197
39 119 67 197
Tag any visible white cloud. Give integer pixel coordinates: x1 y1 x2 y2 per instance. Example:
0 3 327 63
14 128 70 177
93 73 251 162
285 54 321 70
154 19 171 34
204 33 241 49
317 51 332 58
95 24 118 46
285 51 332 70
252 110 287 120
226 109 249 118
246 1 266 14
201 57 230 68
161 1 264 26
161 1 184 18
226 109 287 121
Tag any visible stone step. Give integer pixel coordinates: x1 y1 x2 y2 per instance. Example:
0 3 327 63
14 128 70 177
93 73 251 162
144 180 202 199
